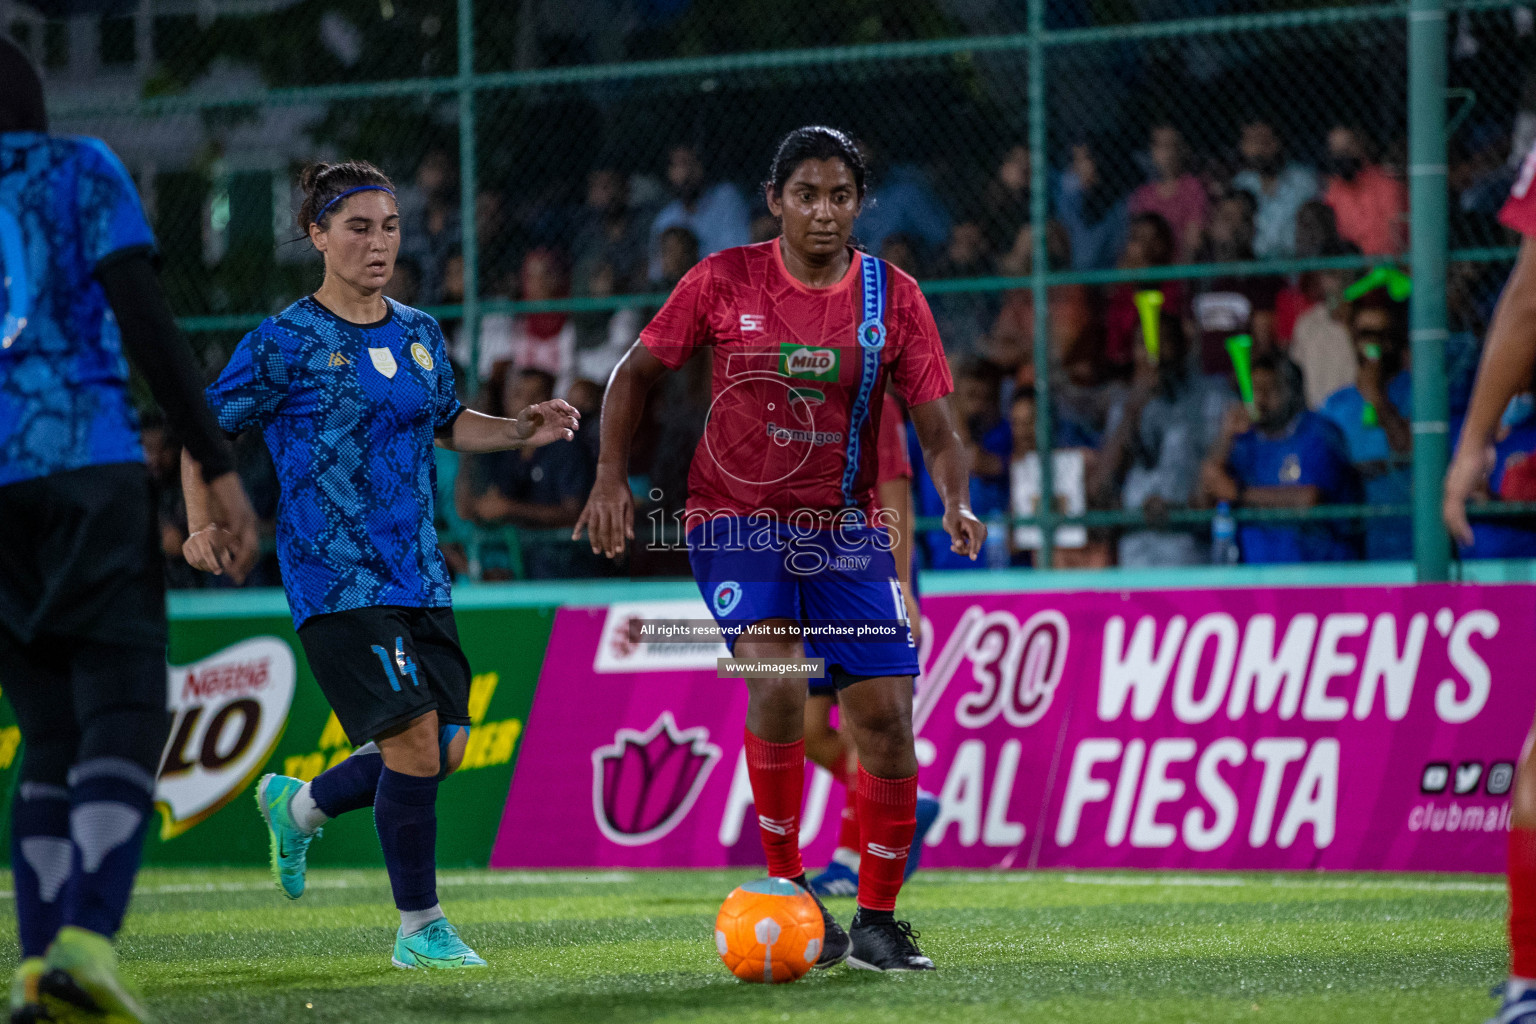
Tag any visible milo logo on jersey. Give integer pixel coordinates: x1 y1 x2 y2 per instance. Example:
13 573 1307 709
779 344 839 382
156 637 296 839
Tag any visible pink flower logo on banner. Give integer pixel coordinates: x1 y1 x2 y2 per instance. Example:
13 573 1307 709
591 712 723 846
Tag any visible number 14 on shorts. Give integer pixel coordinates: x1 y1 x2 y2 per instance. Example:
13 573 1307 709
370 637 421 692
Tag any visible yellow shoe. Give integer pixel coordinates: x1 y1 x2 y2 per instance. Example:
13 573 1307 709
8 957 47 1023
38 927 152 1024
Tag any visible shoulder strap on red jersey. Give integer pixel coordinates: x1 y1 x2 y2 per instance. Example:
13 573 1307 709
840 254 889 507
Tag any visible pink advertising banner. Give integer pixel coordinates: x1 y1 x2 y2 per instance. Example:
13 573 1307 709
492 585 1531 872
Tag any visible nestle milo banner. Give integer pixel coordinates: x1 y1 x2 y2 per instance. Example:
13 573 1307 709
0 605 552 867
492 586 1529 871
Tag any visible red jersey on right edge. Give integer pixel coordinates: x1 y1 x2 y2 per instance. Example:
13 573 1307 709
640 240 951 519
1500 141 1536 237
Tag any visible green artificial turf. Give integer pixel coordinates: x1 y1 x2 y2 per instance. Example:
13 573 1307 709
0 868 1510 1023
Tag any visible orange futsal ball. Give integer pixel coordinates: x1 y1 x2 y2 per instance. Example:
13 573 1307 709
713 877 825 983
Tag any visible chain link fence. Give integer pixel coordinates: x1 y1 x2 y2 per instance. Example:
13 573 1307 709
10 0 1533 580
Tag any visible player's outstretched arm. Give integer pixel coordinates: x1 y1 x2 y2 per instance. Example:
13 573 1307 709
436 402 580 453
909 397 985 560
1445 236 1536 546
180 447 259 583
574 341 670 559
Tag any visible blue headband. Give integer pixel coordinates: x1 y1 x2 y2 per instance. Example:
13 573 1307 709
317 184 395 222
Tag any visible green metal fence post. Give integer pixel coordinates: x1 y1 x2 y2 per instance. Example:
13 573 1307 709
1028 0 1054 570
1409 0 1450 581
458 0 481 397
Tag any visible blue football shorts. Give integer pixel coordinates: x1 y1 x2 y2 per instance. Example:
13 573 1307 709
686 515 919 688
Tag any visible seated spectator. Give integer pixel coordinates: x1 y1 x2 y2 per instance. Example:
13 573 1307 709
652 225 700 290
571 260 641 386
1317 299 1412 560
982 143 1032 252
1190 190 1281 375
1198 354 1360 563
1288 246 1361 409
1323 124 1408 255
383 256 421 307
987 222 1098 410
855 139 952 259
1272 203 1345 344
878 232 922 277
1453 394 1536 559
930 219 997 354
1232 118 1319 258
1104 211 1185 375
458 366 597 579
1128 124 1208 262
398 148 461 305
648 143 749 279
572 166 650 294
1055 139 1128 271
566 377 604 466
909 357 1011 569
467 248 577 392
1008 388 1112 568
1090 313 1231 567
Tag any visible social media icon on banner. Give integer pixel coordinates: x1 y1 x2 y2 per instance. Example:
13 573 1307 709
1488 762 1516 797
1420 763 1450 794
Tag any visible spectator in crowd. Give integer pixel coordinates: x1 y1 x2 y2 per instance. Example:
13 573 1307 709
1452 388 1536 559
470 248 578 391
878 232 922 277
1452 121 1518 246
398 147 461 304
1091 312 1231 566
1190 190 1281 374
1288 242 1362 409
1272 201 1344 344
651 224 700 289
1317 298 1413 560
573 165 650 294
1128 124 1208 261
1055 139 1128 271
1103 211 1183 375
982 143 1032 252
1232 118 1319 258
383 255 421 307
1008 388 1112 568
648 143 749 279
458 366 597 578
570 259 642 387
854 138 952 259
1198 354 1361 563
929 218 997 355
910 356 1011 569
566 377 605 466
1323 124 1408 255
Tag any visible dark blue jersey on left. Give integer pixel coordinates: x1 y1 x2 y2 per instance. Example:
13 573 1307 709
0 133 157 486
205 297 464 628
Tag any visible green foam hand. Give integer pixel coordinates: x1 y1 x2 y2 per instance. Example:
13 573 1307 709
1226 334 1255 414
1343 265 1412 303
1133 289 1164 362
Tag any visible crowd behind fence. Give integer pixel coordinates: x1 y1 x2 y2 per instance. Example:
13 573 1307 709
10 0 1536 584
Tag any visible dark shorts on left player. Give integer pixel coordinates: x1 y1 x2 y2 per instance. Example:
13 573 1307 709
687 516 920 687
297 605 471 746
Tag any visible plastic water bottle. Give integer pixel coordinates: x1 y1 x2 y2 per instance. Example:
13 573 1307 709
1211 501 1240 565
985 512 1009 569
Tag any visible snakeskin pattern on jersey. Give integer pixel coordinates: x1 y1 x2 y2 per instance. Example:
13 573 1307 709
205 297 464 628
0 132 157 486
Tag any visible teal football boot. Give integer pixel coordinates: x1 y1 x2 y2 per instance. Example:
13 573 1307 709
255 774 317 900
391 919 487 970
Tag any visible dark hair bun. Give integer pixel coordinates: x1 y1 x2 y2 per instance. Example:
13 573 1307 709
297 160 394 232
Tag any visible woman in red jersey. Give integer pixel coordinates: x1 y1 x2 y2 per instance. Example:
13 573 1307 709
576 125 982 972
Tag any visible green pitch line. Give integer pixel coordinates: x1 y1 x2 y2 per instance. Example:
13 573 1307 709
0 869 1508 1024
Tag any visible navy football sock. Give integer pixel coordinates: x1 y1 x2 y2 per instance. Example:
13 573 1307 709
311 742 384 818
66 757 155 940
12 781 73 957
374 767 439 913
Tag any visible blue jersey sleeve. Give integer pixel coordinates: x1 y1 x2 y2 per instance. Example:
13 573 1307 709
429 319 463 432
72 138 155 270
1226 431 1257 485
205 326 289 434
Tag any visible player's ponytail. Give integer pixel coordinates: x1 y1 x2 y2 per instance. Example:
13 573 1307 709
297 160 395 232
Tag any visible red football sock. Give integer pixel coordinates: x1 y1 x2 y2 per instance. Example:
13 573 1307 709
856 767 917 912
836 762 861 853
1511 827 1536 977
743 730 804 880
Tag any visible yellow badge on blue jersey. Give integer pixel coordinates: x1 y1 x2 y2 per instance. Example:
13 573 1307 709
410 342 434 371
368 347 398 379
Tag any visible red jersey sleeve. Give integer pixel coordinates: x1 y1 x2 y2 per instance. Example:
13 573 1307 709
1500 141 1536 237
638 259 715 369
888 279 953 407
876 392 911 484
